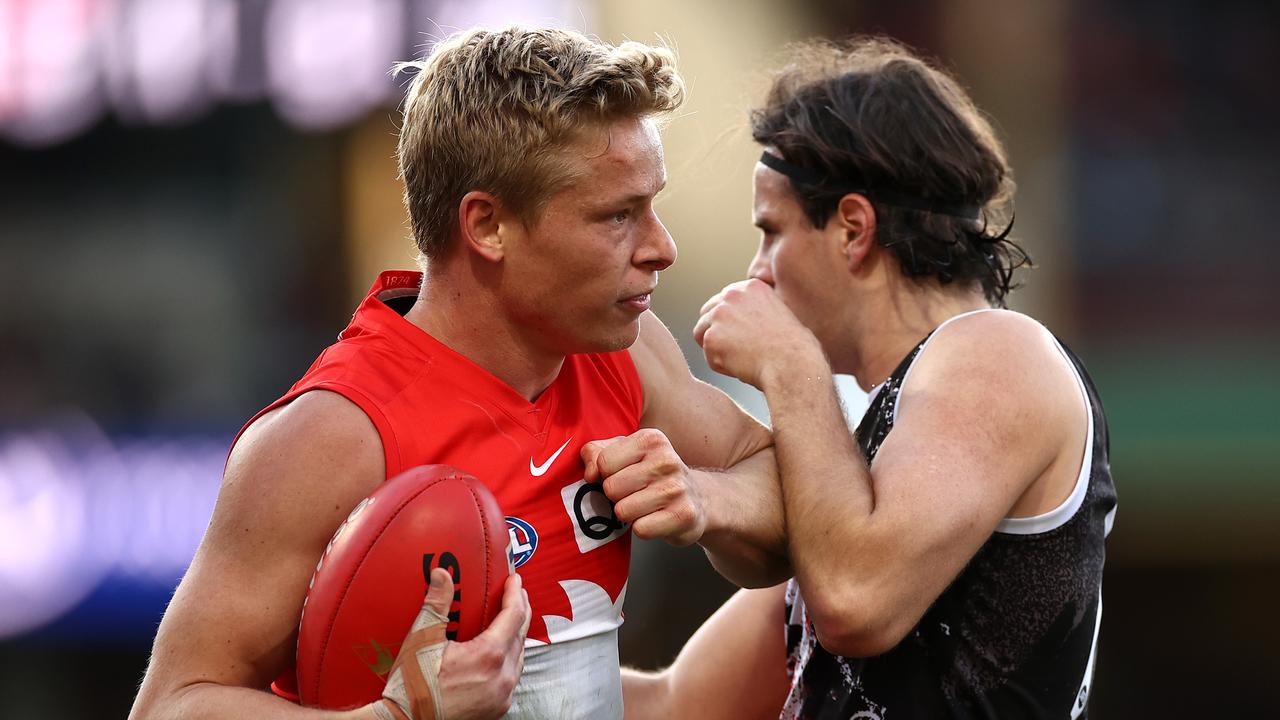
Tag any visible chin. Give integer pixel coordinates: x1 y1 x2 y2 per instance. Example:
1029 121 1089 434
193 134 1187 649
572 320 641 355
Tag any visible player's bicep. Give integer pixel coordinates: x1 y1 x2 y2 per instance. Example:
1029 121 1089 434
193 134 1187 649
134 392 385 705
869 392 1030 564
633 311 771 469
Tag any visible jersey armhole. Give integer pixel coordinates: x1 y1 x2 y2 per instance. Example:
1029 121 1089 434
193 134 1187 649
889 309 1096 536
995 341 1094 536
227 383 402 481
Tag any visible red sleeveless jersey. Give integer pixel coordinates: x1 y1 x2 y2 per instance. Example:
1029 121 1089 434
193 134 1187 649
240 270 643 701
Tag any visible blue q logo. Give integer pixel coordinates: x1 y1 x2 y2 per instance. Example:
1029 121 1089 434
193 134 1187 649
505 516 538 569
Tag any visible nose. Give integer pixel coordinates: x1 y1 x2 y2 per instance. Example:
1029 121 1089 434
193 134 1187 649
637 211 677 271
747 241 773 286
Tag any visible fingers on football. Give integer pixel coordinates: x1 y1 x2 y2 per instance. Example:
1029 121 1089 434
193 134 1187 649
479 573 530 649
419 567 455 625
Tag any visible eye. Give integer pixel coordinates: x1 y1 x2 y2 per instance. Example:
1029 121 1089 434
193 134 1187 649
611 210 631 225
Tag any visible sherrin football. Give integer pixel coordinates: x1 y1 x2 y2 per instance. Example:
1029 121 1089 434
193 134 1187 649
296 465 513 709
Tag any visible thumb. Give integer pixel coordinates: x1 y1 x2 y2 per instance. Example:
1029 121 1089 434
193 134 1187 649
418 567 454 628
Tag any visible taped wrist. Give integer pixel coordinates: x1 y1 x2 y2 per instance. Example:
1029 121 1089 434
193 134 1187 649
377 603 449 720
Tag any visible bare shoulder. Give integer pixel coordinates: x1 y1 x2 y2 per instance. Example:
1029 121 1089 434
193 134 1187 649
897 309 1082 458
204 387 387 602
132 390 387 714
908 310 1074 395
210 389 387 564
225 390 385 504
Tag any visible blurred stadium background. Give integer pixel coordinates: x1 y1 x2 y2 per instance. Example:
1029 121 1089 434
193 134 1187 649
2 0 1277 717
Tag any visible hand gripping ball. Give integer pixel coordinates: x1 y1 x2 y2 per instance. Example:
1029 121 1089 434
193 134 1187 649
296 465 513 709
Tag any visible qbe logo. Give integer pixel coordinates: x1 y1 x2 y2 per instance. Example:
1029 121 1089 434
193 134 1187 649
560 479 627 554
505 516 538 569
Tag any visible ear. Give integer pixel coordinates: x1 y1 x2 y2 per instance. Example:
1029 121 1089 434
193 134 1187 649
834 193 877 272
457 190 513 262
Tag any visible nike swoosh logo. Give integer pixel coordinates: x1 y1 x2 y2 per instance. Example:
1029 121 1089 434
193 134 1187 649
530 437 573 477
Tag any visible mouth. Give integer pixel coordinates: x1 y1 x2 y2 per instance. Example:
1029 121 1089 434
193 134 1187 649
618 288 655 313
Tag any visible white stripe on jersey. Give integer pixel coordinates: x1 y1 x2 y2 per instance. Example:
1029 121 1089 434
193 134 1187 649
1071 590 1104 719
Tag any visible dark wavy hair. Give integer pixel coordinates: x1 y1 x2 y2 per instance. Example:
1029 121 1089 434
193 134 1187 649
750 37 1030 306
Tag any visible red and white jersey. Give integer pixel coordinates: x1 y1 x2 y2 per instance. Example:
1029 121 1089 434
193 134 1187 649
246 271 641 711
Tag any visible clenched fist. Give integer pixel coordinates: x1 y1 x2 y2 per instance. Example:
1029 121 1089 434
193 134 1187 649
581 429 706 547
694 279 823 391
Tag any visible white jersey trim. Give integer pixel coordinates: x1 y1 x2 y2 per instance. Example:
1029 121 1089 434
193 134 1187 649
891 309 1096 536
1070 590 1104 719
996 338 1094 535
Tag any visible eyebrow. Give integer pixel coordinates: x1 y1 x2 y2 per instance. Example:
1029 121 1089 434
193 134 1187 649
605 179 668 208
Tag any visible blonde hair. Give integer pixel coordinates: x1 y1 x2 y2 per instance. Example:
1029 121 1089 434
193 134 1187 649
395 27 685 261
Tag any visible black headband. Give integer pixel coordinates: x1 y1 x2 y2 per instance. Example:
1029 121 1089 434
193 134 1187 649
759 151 981 221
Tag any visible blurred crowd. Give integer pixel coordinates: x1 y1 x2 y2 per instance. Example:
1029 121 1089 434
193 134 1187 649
2 0 1277 716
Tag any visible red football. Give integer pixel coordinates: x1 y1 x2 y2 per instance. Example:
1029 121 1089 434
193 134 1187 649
296 465 512 709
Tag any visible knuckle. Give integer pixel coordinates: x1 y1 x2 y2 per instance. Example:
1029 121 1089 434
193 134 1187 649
657 478 682 502
477 642 502 672
655 455 681 476
485 655 504 675
639 428 666 449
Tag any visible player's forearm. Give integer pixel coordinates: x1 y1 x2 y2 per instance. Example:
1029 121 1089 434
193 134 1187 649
130 682 376 720
760 354 886 650
695 449 791 587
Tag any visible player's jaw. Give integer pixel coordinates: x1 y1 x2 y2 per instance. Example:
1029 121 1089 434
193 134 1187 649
525 283 652 356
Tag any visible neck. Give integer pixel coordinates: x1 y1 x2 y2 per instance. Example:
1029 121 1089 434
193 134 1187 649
403 260 564 402
832 274 990 392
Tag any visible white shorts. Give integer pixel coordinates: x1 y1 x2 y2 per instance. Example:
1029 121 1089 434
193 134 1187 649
505 629 622 719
